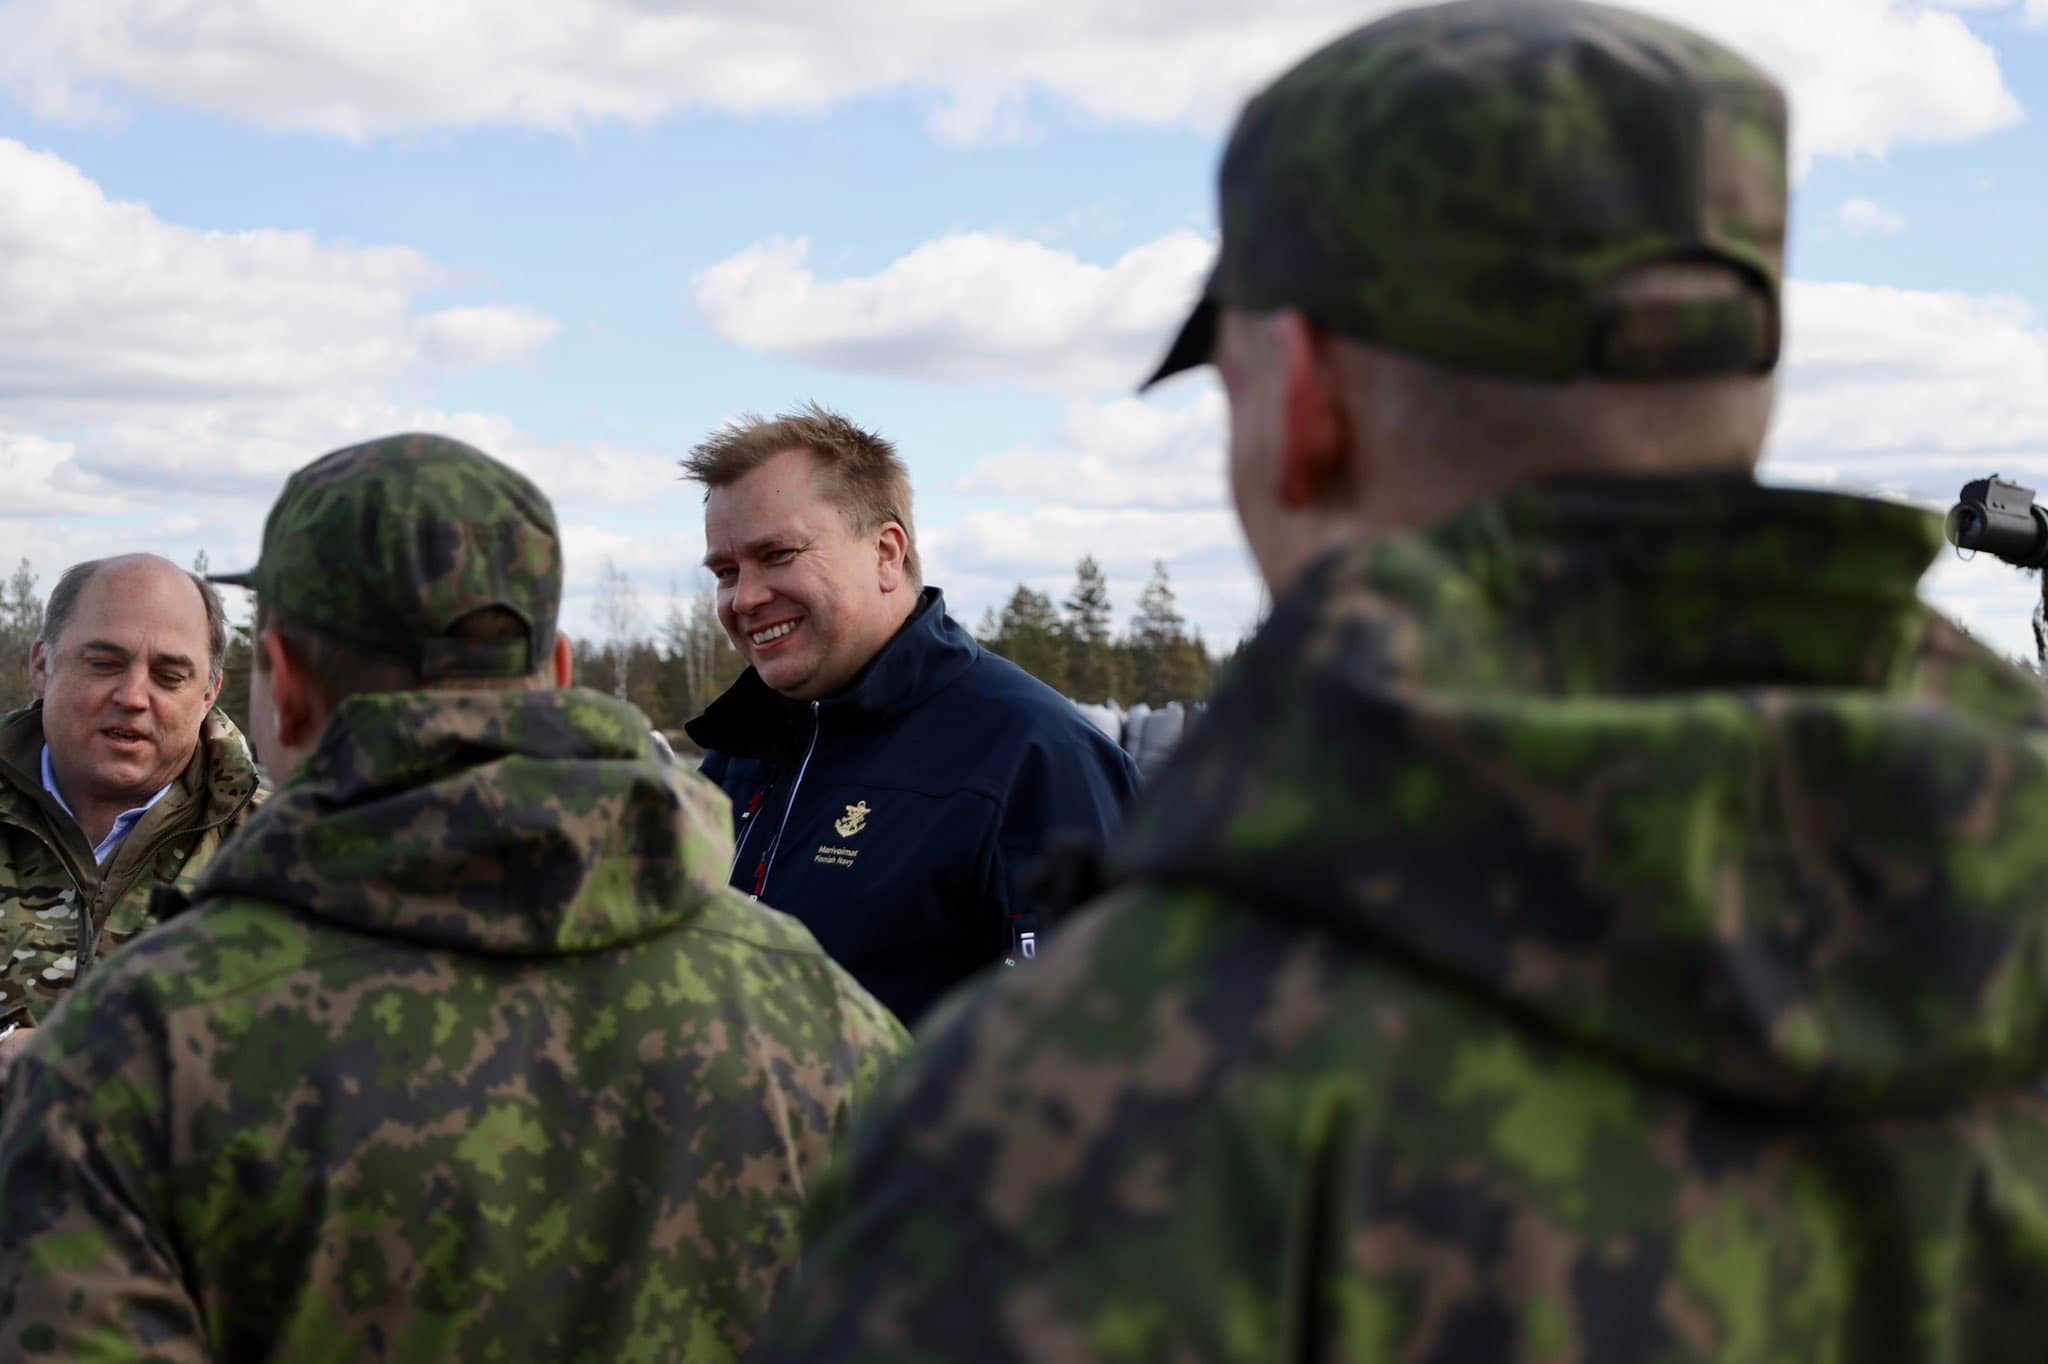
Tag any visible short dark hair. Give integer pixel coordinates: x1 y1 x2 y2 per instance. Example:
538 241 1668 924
254 601 542 711
682 402 920 588
40 557 229 686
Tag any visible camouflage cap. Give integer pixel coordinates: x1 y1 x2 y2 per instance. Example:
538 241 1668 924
1145 0 1788 387
211 434 561 680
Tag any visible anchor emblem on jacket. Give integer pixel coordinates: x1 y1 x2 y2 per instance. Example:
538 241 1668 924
834 801 871 838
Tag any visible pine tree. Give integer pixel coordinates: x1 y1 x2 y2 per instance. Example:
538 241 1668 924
986 585 1068 693
192 550 253 732
639 578 743 730
0 557 41 713
1061 556 1123 702
594 557 641 706
1127 560 1207 705
219 604 257 735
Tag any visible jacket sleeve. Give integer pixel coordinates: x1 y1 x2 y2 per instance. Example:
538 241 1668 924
992 728 1141 961
752 1023 1077 1364
0 1021 210 1363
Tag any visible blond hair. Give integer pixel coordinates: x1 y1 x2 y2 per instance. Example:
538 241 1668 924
683 402 920 589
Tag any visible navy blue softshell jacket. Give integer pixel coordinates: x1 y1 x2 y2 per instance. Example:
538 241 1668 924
686 589 1141 1027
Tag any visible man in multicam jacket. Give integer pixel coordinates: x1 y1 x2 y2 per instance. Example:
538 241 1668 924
0 555 263 1080
754 4 2048 1362
0 433 908 1362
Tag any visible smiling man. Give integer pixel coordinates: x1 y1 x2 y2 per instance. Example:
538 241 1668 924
0 554 262 1082
684 403 1139 1026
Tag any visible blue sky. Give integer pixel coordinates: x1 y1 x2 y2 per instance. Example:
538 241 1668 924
4 0 2046 666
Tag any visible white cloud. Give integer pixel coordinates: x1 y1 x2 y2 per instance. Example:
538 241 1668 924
691 232 1210 394
908 267 2048 660
1919 553 2045 669
0 138 688 644
0 432 122 518
416 307 562 370
0 0 2021 166
0 138 555 420
1766 281 2048 508
1839 197 1907 235
959 391 1228 509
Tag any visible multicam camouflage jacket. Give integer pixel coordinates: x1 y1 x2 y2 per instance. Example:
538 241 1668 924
0 702 262 1027
757 474 2048 1364
0 686 907 1363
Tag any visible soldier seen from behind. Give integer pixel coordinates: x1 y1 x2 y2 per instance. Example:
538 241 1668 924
755 3 2048 1360
0 435 906 1361
0 555 262 1088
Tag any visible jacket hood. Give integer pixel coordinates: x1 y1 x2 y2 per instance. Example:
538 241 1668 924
194 687 737 955
1118 474 2048 1114
0 702 261 837
686 587 976 760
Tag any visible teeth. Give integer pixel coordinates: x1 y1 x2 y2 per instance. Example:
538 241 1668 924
751 621 797 646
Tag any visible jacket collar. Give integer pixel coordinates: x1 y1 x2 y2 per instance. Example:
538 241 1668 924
685 587 977 761
1115 474 2048 1114
194 687 731 955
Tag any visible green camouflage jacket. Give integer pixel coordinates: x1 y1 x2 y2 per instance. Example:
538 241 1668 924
757 474 2048 1364
0 702 263 1027
0 686 907 1363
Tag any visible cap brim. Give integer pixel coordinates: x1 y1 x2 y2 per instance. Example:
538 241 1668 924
1140 298 1219 391
204 567 260 588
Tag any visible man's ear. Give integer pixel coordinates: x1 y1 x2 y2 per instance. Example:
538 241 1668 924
551 631 574 688
875 523 910 594
1272 311 1355 510
27 640 48 697
259 628 324 750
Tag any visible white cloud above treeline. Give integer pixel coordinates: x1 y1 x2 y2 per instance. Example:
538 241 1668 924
0 0 2025 168
0 138 555 427
692 232 1211 395
0 137 674 624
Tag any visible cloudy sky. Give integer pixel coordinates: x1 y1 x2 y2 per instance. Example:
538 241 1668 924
5 0 2047 663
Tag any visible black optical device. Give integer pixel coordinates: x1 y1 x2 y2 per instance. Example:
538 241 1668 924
1947 476 2048 568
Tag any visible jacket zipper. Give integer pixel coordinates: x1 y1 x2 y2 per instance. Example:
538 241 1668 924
727 788 768 883
752 702 821 901
76 783 258 975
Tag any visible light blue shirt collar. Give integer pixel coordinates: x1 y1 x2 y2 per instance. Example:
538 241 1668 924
39 744 174 866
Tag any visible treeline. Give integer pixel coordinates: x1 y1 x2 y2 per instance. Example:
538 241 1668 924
0 560 43 717
567 558 748 735
0 550 1222 732
976 556 1216 706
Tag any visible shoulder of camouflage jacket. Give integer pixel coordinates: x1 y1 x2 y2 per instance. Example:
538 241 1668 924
758 881 2048 1363
193 704 265 830
2 829 908 1361
1103 476 2048 1111
188 686 746 955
